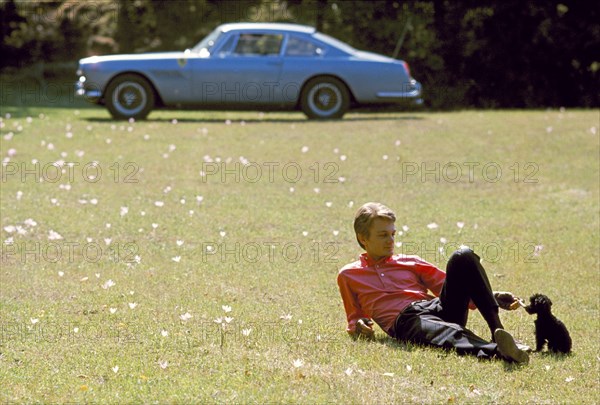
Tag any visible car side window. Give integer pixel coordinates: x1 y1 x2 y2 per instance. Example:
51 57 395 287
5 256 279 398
233 34 283 56
285 36 322 56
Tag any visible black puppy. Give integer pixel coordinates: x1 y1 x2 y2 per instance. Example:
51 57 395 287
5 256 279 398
525 294 572 353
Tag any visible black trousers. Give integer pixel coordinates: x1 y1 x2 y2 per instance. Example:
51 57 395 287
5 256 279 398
393 248 500 358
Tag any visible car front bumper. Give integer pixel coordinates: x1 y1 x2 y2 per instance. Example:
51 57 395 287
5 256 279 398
75 76 103 103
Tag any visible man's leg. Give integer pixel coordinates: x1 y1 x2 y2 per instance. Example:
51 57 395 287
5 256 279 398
394 299 529 363
439 248 503 337
394 299 497 358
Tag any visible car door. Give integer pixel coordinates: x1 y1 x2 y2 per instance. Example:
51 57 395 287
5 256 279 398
192 32 285 104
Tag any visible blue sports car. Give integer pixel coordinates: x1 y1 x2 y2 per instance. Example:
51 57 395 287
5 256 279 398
76 22 422 120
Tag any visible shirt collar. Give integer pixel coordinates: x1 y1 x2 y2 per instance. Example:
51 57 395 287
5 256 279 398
360 253 393 267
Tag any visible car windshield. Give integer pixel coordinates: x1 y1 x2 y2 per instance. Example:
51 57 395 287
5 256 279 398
312 32 355 54
192 29 222 55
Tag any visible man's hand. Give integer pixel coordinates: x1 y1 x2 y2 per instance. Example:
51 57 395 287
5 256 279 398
494 291 524 310
354 318 375 339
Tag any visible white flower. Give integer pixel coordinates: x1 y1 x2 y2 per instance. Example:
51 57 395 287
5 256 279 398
120 206 129 216
109 308 117 314
128 303 137 309
161 330 169 337
23 218 37 227
224 316 234 324
179 312 192 321
112 366 119 373
292 359 304 368
102 279 115 289
457 222 465 229
301 146 309 153
30 318 39 324
427 223 439 229
345 368 353 376
48 230 63 240
280 313 292 321
171 256 181 263
222 305 232 313
325 202 332 207
176 240 184 246
158 360 168 370
242 328 252 336
155 201 164 207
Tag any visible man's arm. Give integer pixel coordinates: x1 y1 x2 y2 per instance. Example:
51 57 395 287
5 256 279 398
336 271 374 338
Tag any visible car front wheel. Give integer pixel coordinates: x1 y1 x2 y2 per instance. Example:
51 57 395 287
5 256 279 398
300 77 350 119
105 74 155 120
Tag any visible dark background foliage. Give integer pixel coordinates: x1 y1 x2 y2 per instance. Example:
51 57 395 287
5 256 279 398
1 0 598 108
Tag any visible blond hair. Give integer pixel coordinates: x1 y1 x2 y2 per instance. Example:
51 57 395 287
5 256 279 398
353 202 396 249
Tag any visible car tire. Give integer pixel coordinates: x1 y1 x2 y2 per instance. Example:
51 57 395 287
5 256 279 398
300 76 350 119
105 74 155 120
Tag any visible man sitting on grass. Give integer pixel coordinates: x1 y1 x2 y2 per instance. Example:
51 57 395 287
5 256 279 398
337 202 530 363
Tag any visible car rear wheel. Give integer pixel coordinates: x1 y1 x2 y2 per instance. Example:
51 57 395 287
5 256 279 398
300 77 350 119
105 74 155 120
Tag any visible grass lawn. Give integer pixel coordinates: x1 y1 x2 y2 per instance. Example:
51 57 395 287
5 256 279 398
0 105 598 403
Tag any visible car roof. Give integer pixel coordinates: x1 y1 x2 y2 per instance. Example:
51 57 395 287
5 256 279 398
218 22 316 35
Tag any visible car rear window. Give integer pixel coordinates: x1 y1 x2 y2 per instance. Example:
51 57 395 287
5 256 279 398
285 36 322 56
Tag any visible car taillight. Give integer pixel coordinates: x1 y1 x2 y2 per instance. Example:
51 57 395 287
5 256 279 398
401 61 411 77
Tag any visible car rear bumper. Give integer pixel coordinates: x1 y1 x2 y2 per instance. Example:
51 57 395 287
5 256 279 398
376 79 422 100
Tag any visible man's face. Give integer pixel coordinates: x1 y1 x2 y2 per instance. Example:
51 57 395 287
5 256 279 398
359 218 396 260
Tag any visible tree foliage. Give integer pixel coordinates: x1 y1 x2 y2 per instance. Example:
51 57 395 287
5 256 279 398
1 0 597 107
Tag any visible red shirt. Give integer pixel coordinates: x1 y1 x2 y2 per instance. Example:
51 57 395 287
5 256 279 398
337 253 446 336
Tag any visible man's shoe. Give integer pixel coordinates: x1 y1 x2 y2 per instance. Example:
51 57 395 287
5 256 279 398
494 328 530 364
